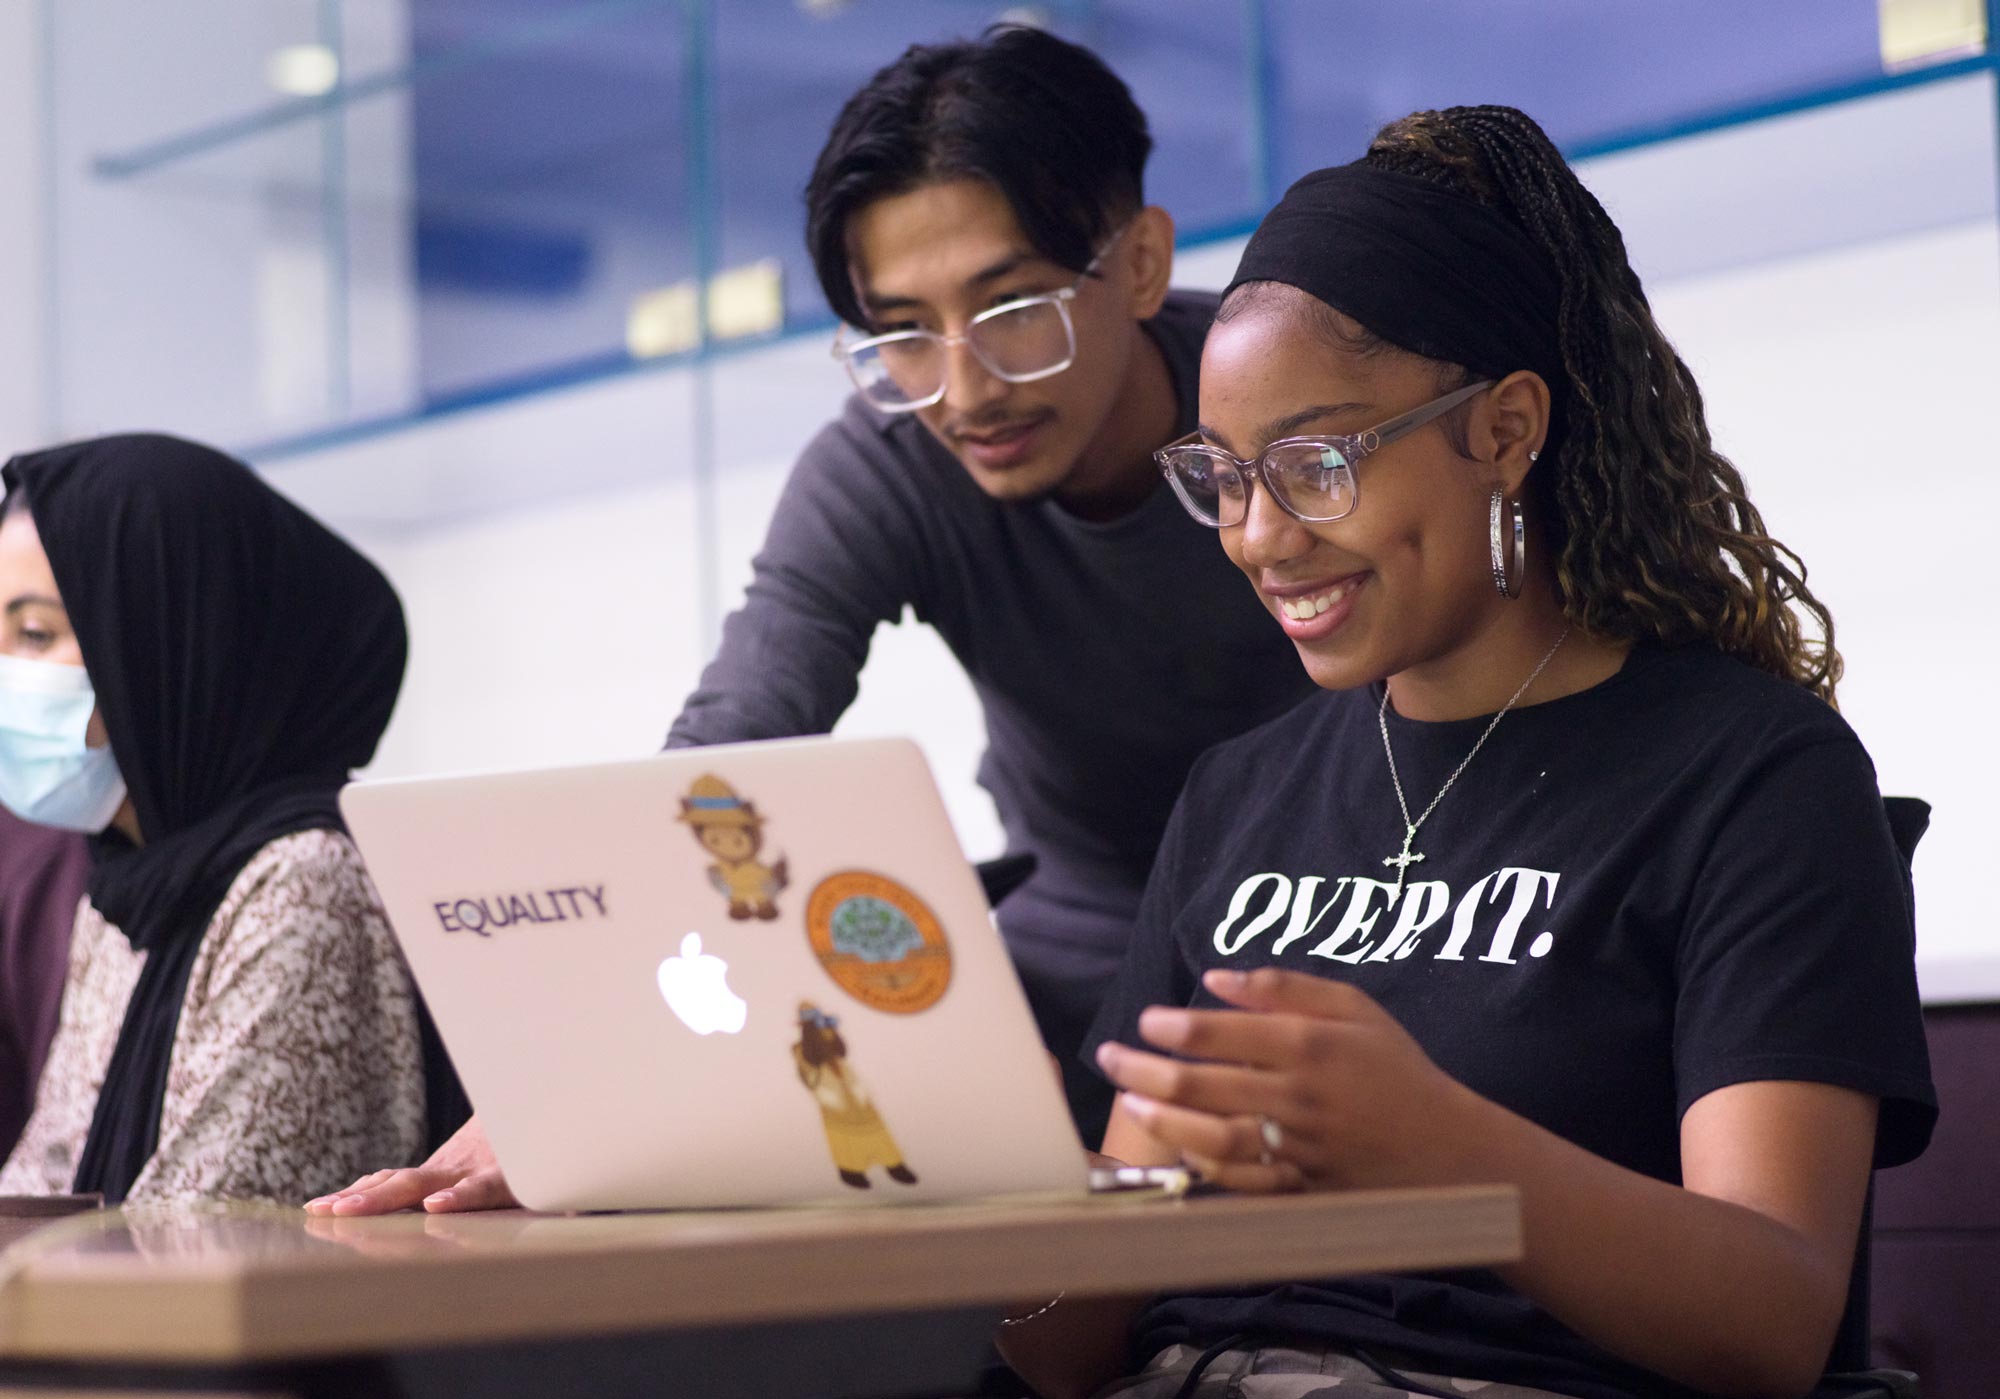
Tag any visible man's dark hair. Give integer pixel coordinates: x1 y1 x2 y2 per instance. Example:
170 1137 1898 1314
804 24 1151 330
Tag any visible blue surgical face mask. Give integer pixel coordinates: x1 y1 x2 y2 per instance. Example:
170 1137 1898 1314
0 652 128 833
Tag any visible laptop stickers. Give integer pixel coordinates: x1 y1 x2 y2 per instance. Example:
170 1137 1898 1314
674 770 957 1188
678 774 790 921
791 1002 919 1190
805 871 953 1014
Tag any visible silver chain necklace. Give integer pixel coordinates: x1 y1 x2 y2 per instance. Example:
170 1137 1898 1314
1377 626 1571 897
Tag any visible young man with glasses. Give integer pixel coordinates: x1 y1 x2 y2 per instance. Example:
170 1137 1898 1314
308 26 1314 1217
662 25 1315 1147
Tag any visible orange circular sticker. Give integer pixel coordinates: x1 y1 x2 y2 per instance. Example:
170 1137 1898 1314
805 870 952 1015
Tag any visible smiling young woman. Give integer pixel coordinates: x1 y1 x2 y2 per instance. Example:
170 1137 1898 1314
999 106 1933 1399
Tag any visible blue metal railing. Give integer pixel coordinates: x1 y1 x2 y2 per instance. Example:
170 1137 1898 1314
1566 50 1998 161
46 2 1998 466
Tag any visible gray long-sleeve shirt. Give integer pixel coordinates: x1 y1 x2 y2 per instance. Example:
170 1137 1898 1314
667 290 1316 958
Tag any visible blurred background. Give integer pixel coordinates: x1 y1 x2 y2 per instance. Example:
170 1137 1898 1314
0 0 1992 979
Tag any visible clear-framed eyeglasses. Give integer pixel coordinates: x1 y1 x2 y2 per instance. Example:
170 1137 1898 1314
1154 380 1496 528
831 222 1131 413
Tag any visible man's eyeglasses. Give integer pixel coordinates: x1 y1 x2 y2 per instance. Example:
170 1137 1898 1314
832 223 1131 413
1154 380 1495 528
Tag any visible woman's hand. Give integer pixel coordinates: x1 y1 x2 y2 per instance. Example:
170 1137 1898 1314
1093 967 1480 1193
1100 966 1883 1397
303 1115 518 1215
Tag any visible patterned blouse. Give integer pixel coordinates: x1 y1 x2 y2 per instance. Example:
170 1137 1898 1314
0 830 426 1204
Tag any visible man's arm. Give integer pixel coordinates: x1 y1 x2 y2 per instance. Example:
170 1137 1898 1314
668 411 936 748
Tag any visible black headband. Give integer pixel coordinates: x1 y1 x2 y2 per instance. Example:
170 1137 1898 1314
1226 161 1564 394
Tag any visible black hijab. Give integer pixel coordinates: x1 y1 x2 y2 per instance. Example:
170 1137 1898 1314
1 434 407 1203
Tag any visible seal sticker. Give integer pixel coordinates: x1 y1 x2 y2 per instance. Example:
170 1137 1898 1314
805 870 952 1014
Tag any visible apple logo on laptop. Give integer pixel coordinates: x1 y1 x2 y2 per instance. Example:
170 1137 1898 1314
657 933 748 1035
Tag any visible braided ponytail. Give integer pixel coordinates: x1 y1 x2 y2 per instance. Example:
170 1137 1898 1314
1363 106 1840 703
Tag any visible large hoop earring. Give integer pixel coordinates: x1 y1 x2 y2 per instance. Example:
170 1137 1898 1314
1489 490 1525 599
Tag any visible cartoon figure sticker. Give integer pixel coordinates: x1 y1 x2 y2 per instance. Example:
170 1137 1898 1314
678 774 789 921
791 1001 917 1190
805 870 952 1014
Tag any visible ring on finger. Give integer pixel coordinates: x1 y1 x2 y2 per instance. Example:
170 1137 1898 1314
1255 1112 1284 1166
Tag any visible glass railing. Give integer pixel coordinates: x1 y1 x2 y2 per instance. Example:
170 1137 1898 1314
39 0 1994 457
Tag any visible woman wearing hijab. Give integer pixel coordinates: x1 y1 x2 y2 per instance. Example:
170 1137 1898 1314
998 107 1932 1399
0 433 426 1205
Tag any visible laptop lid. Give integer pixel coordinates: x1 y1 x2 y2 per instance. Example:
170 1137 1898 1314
341 736 1086 1210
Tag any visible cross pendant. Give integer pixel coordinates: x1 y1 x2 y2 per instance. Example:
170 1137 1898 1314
1382 824 1425 897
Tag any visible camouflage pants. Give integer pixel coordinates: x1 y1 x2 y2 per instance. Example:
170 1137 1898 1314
1094 1342 1582 1399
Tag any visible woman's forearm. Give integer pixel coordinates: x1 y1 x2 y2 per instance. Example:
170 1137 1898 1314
1441 1083 1869 1399
993 1292 1150 1399
994 1119 1176 1398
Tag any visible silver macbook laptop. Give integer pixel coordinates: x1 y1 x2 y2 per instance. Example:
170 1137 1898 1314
340 736 1088 1211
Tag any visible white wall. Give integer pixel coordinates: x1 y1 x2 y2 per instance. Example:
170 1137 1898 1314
0 0 48 452
1649 222 1997 976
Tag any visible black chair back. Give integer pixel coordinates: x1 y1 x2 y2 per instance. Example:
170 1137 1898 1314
1819 797 1930 1381
1882 797 1931 871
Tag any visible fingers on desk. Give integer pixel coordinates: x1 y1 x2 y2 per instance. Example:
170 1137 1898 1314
415 1166 518 1213
304 1117 518 1216
305 1165 460 1216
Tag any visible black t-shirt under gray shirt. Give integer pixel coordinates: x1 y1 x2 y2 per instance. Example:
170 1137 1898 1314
667 289 1317 1124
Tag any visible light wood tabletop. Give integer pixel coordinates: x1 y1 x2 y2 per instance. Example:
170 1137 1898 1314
0 1186 1520 1365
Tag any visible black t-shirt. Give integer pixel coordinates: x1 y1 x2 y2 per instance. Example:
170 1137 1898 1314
1085 643 1936 1399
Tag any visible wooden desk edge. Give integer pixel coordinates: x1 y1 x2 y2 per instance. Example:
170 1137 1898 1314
0 1186 1522 1363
